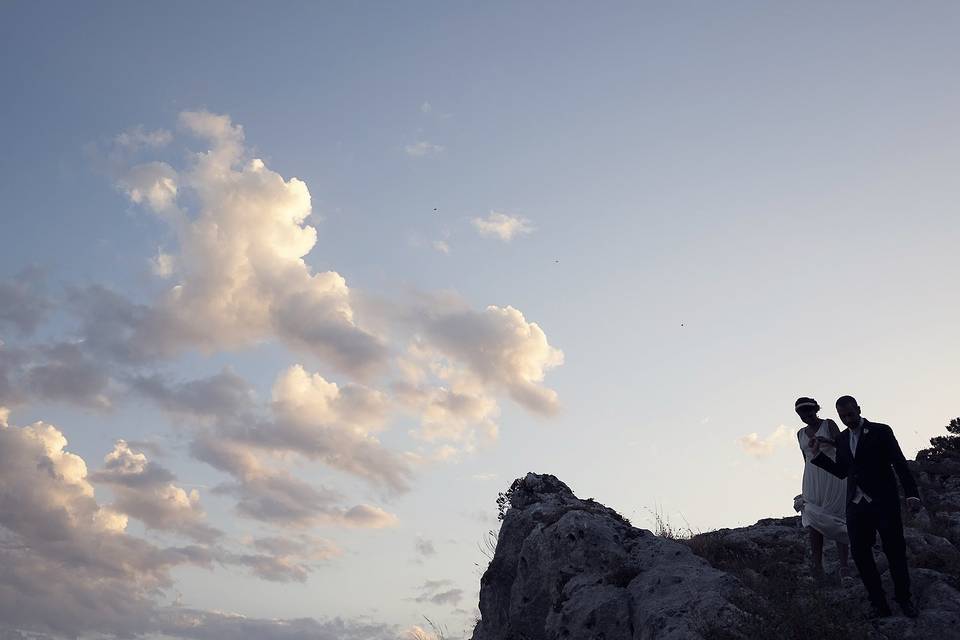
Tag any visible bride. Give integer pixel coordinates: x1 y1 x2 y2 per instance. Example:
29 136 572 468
794 396 850 579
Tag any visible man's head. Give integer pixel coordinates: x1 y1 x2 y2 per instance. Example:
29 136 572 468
836 395 861 428
794 397 820 426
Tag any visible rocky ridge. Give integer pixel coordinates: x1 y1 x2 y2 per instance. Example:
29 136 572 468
470 450 960 639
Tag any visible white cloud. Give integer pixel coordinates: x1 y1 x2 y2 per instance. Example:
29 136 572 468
432 240 450 254
90 440 221 542
111 110 388 379
0 415 214 637
420 101 433 114
417 304 564 416
405 140 444 157
738 424 794 458
133 366 413 513
470 211 534 241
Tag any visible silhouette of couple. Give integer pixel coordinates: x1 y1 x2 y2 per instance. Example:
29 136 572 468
794 395 921 619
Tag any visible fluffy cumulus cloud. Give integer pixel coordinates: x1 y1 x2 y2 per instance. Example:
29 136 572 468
266 365 412 491
0 412 194 637
107 111 388 379
132 365 411 521
470 211 534 241
738 424 793 458
350 288 564 458
0 110 567 638
415 304 564 416
90 440 222 542
0 410 402 637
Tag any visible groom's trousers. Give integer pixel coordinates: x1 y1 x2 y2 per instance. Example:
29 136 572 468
847 499 911 605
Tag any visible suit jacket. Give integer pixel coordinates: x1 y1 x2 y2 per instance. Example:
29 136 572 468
811 419 919 510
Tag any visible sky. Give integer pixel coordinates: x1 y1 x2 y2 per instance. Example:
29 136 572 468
2 2 960 638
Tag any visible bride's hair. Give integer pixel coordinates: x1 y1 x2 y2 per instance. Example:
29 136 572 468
794 397 820 412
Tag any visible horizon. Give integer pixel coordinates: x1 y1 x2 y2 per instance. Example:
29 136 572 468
2 2 959 638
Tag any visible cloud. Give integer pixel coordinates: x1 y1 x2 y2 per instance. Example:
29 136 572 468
225 534 342 583
151 250 176 278
192 435 399 529
107 110 389 379
420 102 433 114
22 342 113 409
416 304 564 416
266 365 410 490
432 240 450 254
414 535 436 558
0 342 113 409
130 366 410 526
130 369 258 422
394 378 499 450
405 141 444 157
738 424 794 458
114 125 173 150
0 413 212 638
350 288 563 452
135 365 413 495
0 430 396 640
156 609 401 640
90 440 222 543
470 211 534 241
118 160 179 211
410 579 464 607
0 268 50 336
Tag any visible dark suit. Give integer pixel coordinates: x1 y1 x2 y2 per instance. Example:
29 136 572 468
812 419 919 606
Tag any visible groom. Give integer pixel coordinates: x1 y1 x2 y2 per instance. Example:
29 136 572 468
810 395 922 618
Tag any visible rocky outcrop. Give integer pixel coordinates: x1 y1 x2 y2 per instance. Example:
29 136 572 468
470 473 749 640
472 463 960 640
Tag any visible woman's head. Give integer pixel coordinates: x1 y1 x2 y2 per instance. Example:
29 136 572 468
795 397 821 425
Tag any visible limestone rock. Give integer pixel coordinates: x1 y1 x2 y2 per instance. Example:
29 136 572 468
471 473 749 640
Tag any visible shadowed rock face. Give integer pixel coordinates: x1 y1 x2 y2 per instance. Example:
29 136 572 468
470 473 748 640
472 462 960 640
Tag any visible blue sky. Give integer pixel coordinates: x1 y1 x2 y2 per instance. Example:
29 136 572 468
2 2 960 638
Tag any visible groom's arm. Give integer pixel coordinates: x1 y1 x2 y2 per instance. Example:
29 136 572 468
811 432 851 479
883 424 920 500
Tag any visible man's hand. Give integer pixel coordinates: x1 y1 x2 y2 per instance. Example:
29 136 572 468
907 496 922 513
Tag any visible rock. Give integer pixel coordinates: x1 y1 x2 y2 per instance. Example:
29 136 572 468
472 444 960 639
471 473 750 640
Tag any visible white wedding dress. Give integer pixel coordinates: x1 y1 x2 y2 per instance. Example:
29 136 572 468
797 420 849 544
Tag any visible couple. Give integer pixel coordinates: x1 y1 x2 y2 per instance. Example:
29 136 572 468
795 395 921 618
